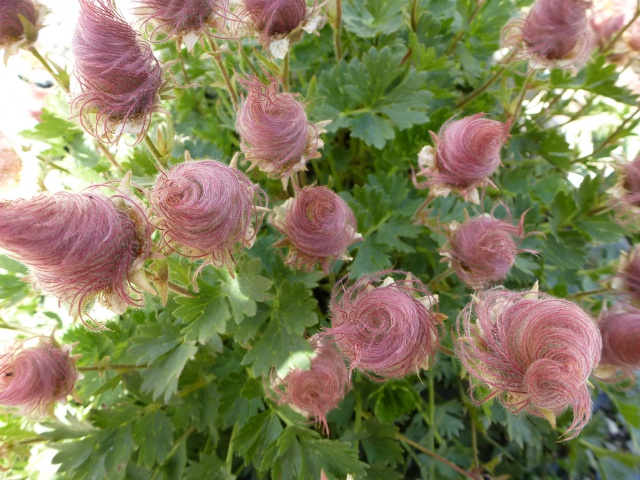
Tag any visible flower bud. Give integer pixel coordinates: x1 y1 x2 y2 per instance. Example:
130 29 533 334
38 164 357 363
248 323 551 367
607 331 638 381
0 338 78 415
135 0 230 48
456 287 602 440
271 185 362 274
324 271 441 381
272 336 349 434
72 0 164 145
150 155 267 282
441 210 535 289
597 307 640 370
242 0 307 40
502 0 593 69
413 113 510 204
0 0 43 63
0 182 153 322
236 75 324 185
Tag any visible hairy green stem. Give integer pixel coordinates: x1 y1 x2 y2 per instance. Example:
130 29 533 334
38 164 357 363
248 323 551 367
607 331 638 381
510 69 535 128
282 52 290 92
78 364 147 372
602 6 640 53
94 141 123 172
226 423 238 473
28 46 69 92
144 134 166 169
575 106 640 163
208 37 239 108
456 53 516 109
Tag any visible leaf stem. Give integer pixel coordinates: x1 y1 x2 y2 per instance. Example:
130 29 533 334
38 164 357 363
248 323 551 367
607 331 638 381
226 423 238 473
94 141 123 173
411 0 419 33
510 69 535 128
282 52 290 92
397 433 480 480
144 134 167 169
28 46 69 92
77 363 147 372
208 37 239 109
428 267 454 288
438 345 455 357
456 52 516 109
575 106 640 163
334 0 343 60
565 288 608 299
602 6 640 53
445 0 484 55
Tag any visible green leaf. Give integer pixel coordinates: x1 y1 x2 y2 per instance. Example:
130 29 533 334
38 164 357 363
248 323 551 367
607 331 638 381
369 381 421 424
433 401 465 441
235 409 284 470
174 280 229 347
219 257 274 323
133 411 175 468
140 342 198 402
218 371 264 428
342 0 404 38
242 280 318 377
360 419 404 467
185 454 233 480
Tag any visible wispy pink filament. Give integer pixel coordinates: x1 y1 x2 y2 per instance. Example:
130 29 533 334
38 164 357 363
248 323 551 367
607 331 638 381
0 339 78 415
136 0 230 39
242 0 307 39
236 75 314 179
324 271 440 381
456 289 602 440
274 337 349 434
272 185 360 274
0 0 38 44
0 190 151 318
598 308 640 370
72 0 163 144
150 159 267 274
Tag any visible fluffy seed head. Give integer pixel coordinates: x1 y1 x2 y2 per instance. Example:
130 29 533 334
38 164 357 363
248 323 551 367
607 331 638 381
273 336 349 434
135 0 230 43
0 339 78 415
72 0 163 145
0 0 38 44
442 211 534 290
617 245 640 302
502 0 593 68
598 307 640 370
0 137 22 188
324 271 441 381
271 185 362 274
0 186 152 321
456 288 602 440
150 157 267 280
242 0 307 40
236 75 320 182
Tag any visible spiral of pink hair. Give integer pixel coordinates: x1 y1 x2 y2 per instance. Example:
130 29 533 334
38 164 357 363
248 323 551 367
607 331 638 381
598 307 640 370
242 0 307 40
456 288 602 440
136 0 231 39
236 75 313 179
444 211 535 289
150 159 267 279
0 190 152 320
0 339 78 415
324 271 441 381
72 0 163 145
0 0 38 44
272 185 360 274
273 336 349 435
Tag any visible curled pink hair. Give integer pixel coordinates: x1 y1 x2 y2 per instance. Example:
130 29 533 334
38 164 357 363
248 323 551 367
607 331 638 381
413 114 510 202
72 0 163 145
0 338 78 415
323 271 441 381
502 0 594 68
442 210 535 289
236 75 319 182
242 0 307 41
273 336 349 434
272 185 362 274
0 0 38 44
135 0 231 41
598 307 640 370
150 158 267 282
0 188 152 321
456 288 602 440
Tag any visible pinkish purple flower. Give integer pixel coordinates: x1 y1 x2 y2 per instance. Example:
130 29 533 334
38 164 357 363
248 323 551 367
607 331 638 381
441 210 536 289
502 0 594 69
323 271 441 381
0 0 42 61
242 0 308 41
614 245 640 302
0 338 78 416
236 74 324 185
272 336 349 434
456 287 602 440
413 114 510 204
72 0 164 145
597 307 640 370
0 183 153 323
135 0 231 46
271 185 362 274
150 156 267 282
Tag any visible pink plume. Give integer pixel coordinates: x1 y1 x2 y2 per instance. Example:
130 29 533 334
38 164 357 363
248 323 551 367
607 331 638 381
0 0 38 44
242 0 307 41
598 307 640 370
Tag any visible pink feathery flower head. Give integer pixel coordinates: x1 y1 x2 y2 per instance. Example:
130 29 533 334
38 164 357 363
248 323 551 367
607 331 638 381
590 10 625 49
272 336 349 434
271 185 362 274
597 307 640 370
72 0 164 145
0 0 43 63
236 74 325 186
150 154 268 284
441 209 536 290
0 178 153 324
242 0 307 40
0 338 78 416
456 287 602 440
412 113 511 204
0 136 22 189
135 0 231 48
613 244 640 302
502 0 594 69
323 271 441 381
